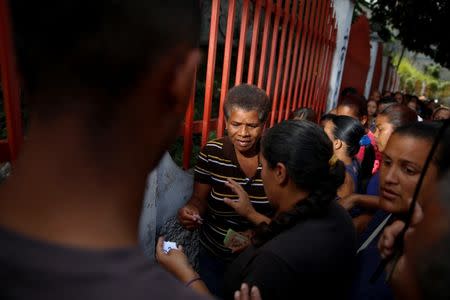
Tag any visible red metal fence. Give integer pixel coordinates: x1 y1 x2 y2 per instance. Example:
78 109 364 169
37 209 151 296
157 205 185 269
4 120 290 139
0 0 22 162
182 0 337 168
0 0 338 169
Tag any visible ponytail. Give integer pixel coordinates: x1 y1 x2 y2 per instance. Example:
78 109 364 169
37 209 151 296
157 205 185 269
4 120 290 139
253 159 346 247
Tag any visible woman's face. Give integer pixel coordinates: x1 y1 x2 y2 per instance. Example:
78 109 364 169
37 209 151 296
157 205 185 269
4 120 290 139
379 134 436 214
374 115 395 152
226 108 263 153
367 101 377 117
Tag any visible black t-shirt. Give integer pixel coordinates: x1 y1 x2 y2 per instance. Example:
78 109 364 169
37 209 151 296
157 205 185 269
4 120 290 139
223 201 357 300
0 226 205 300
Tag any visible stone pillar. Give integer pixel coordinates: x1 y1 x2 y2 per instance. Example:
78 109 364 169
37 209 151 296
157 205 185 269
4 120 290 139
326 0 355 111
364 37 380 98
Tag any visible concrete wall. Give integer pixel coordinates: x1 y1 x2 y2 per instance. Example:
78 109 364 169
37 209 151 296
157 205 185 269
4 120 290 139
327 0 355 111
364 38 379 98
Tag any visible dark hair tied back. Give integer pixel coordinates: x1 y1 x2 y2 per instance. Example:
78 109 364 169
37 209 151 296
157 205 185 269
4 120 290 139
253 120 345 247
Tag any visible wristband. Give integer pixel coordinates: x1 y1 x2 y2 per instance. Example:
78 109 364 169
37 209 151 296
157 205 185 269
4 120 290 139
185 276 202 287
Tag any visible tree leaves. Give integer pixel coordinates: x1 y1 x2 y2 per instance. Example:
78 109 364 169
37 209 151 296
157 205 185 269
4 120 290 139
367 0 450 68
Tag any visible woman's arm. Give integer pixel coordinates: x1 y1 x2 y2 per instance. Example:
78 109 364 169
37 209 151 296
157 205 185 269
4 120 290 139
223 179 271 225
178 182 211 230
339 194 380 211
155 237 210 296
337 172 354 199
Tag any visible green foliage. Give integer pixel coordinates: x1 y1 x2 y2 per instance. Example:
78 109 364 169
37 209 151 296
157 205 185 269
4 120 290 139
395 56 450 98
424 64 441 80
368 0 450 68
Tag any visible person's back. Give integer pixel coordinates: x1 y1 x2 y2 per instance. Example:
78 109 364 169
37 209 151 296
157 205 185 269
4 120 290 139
0 227 201 300
232 201 356 299
222 121 357 300
0 0 205 299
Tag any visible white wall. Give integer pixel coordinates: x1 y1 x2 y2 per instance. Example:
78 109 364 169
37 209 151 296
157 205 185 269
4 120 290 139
378 55 389 92
364 39 379 98
326 0 355 111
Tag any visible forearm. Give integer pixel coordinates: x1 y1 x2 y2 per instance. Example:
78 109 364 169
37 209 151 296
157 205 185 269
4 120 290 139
176 267 211 296
353 213 374 234
187 195 208 215
247 210 271 225
354 195 380 210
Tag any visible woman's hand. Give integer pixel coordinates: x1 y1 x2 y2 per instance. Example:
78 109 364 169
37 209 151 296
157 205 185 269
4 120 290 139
224 178 256 218
378 220 405 259
178 203 203 230
234 283 262 300
155 237 197 282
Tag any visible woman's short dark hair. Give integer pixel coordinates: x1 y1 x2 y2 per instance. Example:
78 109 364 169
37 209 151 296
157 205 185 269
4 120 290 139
379 103 417 129
253 120 346 246
223 84 271 123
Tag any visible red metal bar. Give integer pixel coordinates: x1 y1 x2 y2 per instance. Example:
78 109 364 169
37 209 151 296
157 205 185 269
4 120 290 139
217 0 237 138
311 0 329 113
269 0 291 126
301 0 321 109
308 0 327 112
247 0 262 85
182 72 197 170
315 5 333 113
276 0 298 122
179 119 219 137
235 0 250 85
283 0 306 120
0 140 10 162
319 17 336 114
0 0 22 162
201 0 220 147
257 0 273 89
322 8 337 112
265 0 283 97
291 0 313 111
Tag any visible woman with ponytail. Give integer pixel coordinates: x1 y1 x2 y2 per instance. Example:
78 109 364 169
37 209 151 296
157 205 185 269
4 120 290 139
157 121 356 299
323 115 375 198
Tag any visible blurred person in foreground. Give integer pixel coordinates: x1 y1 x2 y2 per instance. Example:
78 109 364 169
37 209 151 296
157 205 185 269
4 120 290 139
0 1 211 299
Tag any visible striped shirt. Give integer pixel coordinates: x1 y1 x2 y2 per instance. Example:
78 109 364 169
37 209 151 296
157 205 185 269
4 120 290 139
194 136 272 261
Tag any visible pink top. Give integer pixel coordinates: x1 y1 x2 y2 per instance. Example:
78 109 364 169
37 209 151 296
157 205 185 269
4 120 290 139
356 131 381 174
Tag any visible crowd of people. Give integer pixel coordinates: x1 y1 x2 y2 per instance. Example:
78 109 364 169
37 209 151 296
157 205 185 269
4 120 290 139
154 83 450 300
0 1 449 300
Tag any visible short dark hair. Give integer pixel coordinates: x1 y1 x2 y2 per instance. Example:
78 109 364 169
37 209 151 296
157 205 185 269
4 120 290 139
223 84 271 123
290 108 317 122
378 96 397 107
340 87 358 98
320 113 336 123
10 0 201 117
379 104 417 129
338 94 368 118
